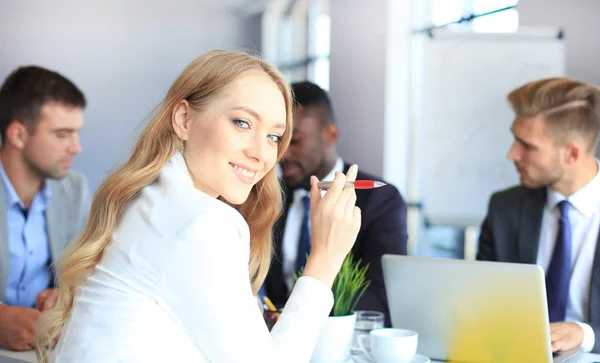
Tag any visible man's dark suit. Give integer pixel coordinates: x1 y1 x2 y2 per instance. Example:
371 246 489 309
265 164 408 326
477 185 600 353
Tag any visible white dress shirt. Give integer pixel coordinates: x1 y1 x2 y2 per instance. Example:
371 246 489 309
282 158 345 292
536 161 600 353
53 152 334 362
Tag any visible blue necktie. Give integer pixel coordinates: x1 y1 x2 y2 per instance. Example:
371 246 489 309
546 200 572 322
257 284 266 300
295 195 311 274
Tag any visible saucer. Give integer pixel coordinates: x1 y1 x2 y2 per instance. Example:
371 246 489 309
350 353 430 363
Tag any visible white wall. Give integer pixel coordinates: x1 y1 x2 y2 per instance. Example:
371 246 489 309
329 0 412 196
329 0 386 177
519 0 600 157
329 0 415 253
519 0 600 87
0 1 251 191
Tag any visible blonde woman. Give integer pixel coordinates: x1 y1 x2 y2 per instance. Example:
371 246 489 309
35 50 361 362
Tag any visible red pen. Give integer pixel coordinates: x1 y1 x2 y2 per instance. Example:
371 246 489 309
317 180 387 190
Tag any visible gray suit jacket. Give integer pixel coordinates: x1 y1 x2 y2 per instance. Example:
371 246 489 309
477 185 600 353
0 170 90 302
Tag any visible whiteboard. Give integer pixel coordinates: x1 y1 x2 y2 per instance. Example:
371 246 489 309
416 29 565 226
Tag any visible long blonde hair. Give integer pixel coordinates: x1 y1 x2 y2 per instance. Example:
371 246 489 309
35 50 293 361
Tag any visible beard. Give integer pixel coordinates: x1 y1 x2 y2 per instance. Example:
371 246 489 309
24 157 68 180
282 159 328 191
519 161 565 189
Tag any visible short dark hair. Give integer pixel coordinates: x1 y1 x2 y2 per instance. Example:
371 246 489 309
291 81 335 124
0 66 86 142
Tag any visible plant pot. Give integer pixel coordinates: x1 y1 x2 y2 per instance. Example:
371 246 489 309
310 312 357 363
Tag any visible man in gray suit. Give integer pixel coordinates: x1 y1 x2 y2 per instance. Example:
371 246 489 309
478 78 600 354
0 66 90 350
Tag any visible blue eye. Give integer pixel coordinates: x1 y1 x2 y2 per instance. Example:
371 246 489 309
268 134 282 144
233 119 250 129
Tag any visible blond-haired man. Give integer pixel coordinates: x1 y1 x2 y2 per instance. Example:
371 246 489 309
478 78 600 353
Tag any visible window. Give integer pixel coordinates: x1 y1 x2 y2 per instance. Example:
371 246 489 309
264 0 331 90
471 0 518 33
432 0 519 33
432 0 468 29
307 10 330 90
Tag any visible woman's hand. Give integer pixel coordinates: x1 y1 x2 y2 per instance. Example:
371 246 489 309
302 165 362 287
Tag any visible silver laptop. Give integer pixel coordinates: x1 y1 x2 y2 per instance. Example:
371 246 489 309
381 255 581 362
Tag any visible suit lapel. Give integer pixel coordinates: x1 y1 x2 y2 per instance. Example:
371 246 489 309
46 180 64 264
518 189 546 264
265 184 293 304
273 184 293 253
0 185 8 300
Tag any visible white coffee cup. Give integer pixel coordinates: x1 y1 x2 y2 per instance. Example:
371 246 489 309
358 328 418 363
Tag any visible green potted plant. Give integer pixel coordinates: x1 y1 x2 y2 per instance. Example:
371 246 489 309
305 253 371 363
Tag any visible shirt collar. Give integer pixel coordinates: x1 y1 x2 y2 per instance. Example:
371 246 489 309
546 159 600 218
41 181 51 201
321 157 345 182
292 158 344 202
0 158 51 210
0 158 23 208
35 180 52 211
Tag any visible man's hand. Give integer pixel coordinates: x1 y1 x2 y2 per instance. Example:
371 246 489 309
550 322 584 352
0 304 41 351
36 288 59 312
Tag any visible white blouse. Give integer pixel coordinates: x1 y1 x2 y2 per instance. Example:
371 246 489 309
53 152 334 362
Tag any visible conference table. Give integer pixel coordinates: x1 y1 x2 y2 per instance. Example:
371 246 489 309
350 353 600 363
0 349 35 363
2 347 600 363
